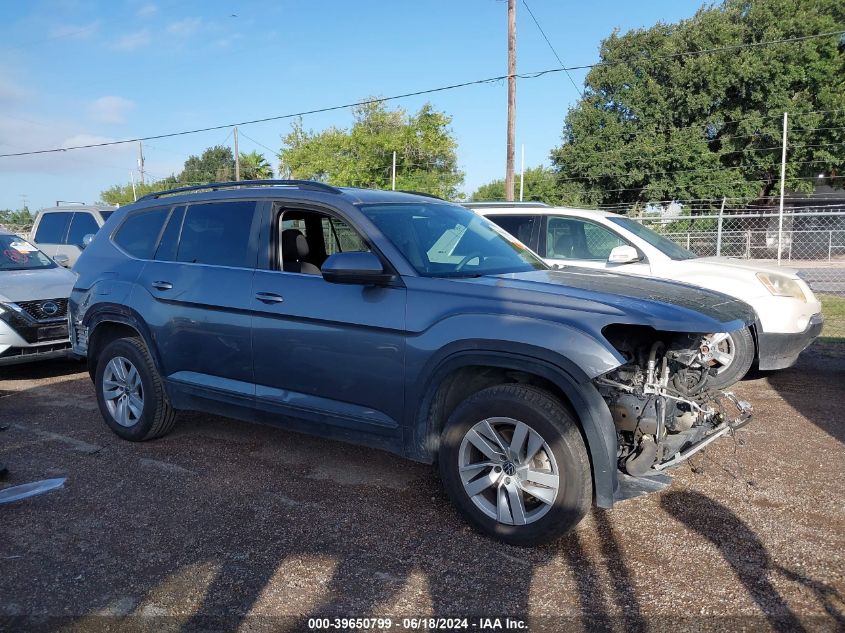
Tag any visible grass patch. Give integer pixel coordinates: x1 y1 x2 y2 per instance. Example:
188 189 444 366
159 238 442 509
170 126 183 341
819 294 845 344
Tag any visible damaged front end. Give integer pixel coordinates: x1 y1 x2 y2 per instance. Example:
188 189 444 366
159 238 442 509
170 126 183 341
595 325 752 490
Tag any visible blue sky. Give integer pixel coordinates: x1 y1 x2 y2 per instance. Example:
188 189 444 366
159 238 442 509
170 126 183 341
0 0 705 211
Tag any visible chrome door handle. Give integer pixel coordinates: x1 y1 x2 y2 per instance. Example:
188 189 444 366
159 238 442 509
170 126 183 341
255 292 284 304
151 281 173 290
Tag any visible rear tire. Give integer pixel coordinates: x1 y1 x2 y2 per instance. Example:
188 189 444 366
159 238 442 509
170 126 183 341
706 327 755 390
438 384 592 545
95 337 176 441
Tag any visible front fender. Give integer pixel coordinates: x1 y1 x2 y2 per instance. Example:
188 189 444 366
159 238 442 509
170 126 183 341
408 344 619 509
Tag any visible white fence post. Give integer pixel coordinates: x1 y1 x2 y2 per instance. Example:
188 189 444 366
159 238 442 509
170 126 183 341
716 197 725 256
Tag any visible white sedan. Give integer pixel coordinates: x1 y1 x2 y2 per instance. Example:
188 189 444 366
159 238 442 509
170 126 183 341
469 203 823 388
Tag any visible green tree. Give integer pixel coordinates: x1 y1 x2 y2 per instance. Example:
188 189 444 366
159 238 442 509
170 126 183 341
100 177 180 206
239 150 274 180
0 207 33 231
550 0 845 209
472 166 583 205
279 101 464 199
181 145 235 183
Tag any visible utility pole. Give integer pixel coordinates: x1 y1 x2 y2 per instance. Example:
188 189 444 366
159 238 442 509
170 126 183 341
505 0 516 201
391 151 397 191
130 171 137 202
519 144 525 202
137 141 145 185
233 126 240 181
777 112 788 265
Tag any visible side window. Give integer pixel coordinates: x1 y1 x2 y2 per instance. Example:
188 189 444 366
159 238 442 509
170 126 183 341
582 222 627 260
322 216 368 255
177 201 257 267
34 213 71 244
546 217 625 260
114 208 170 259
155 206 185 261
486 215 537 249
67 212 100 247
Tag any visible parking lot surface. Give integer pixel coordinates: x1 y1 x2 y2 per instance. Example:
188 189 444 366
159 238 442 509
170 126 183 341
1 346 843 632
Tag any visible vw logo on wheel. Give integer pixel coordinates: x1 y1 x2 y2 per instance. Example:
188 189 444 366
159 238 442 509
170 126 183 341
41 301 59 317
502 461 517 476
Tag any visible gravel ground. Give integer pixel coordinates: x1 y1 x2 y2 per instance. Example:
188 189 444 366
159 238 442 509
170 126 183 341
0 345 843 632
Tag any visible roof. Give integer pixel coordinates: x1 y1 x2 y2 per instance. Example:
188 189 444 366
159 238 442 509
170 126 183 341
130 180 454 207
36 204 117 213
470 204 620 218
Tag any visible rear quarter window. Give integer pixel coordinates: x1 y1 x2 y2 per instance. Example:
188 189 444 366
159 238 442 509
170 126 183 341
113 208 170 259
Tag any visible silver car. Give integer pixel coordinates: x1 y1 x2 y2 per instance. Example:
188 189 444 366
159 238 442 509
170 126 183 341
0 231 76 366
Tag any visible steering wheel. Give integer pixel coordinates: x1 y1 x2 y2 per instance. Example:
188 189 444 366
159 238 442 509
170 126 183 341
455 252 485 272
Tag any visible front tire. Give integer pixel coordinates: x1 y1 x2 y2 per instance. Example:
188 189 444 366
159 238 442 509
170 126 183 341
95 337 176 441
704 327 755 390
438 384 592 545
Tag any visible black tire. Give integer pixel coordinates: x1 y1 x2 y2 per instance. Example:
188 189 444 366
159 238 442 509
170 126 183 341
438 384 592 546
94 337 177 441
706 327 755 390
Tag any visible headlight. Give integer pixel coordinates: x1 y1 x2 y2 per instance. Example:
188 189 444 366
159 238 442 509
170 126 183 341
756 272 807 301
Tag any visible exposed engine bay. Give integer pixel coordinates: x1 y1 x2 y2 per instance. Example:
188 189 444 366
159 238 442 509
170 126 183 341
596 325 753 476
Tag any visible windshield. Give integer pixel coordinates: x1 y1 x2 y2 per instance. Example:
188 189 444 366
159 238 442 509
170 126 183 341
608 216 698 261
359 203 547 277
0 235 56 271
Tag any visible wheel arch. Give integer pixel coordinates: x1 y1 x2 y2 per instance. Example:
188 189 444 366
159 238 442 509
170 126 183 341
83 305 162 381
410 349 618 508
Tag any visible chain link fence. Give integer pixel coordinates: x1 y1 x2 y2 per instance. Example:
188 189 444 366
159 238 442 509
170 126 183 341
634 205 845 340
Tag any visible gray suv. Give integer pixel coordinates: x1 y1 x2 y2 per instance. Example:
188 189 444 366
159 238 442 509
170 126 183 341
70 181 754 544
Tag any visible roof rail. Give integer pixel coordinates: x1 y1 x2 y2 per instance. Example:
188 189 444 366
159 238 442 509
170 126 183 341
395 190 445 200
462 201 551 208
136 179 342 201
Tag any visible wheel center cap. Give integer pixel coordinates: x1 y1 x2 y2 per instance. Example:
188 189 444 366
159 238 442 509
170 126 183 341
503 461 517 476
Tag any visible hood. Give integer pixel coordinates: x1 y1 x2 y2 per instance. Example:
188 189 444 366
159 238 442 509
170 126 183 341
694 256 800 278
0 266 76 303
472 268 755 334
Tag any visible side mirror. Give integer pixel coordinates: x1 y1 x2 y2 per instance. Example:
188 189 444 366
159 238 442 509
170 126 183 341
53 254 71 268
81 234 95 249
607 245 640 265
322 252 395 285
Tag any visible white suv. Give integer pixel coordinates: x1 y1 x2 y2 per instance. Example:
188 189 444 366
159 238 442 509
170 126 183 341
30 204 116 267
470 203 823 388
0 231 76 366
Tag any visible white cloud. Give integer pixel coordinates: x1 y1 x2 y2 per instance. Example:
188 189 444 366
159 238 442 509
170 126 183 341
89 96 135 125
167 17 203 36
112 29 150 51
0 116 135 177
137 3 158 18
49 20 100 40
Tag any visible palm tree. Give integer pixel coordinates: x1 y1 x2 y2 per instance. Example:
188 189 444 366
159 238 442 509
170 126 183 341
239 151 274 180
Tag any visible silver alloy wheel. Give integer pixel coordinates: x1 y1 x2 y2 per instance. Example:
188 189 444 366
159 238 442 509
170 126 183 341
102 356 144 427
705 332 735 374
458 417 559 526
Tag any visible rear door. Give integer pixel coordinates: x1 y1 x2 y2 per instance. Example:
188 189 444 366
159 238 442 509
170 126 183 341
484 214 541 252
132 200 263 402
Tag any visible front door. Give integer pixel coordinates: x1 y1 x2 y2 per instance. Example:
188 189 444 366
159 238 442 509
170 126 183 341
542 215 651 274
250 205 406 441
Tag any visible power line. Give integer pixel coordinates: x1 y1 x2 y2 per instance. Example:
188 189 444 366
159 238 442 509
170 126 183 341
521 0 582 96
2 29 842 159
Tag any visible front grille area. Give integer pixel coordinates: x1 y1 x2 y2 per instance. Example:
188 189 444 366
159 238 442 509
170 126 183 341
0 342 71 359
13 298 68 321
